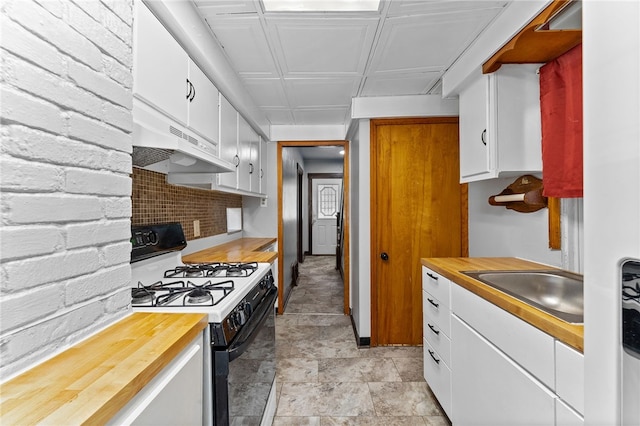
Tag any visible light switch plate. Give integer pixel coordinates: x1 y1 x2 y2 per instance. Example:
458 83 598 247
193 220 200 237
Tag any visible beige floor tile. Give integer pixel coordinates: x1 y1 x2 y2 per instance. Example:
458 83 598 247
275 256 446 424
321 416 428 425
423 415 452 426
392 357 426 382
277 358 319 382
318 358 401 383
277 382 375 417
367 382 442 416
273 416 321 426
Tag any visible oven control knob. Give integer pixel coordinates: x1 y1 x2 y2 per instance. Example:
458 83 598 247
243 302 253 318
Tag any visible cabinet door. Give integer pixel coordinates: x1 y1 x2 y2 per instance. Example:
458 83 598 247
108 333 204 426
459 73 491 181
187 60 219 144
451 315 556 426
249 133 260 193
237 116 252 192
218 95 238 189
259 137 268 194
133 1 188 125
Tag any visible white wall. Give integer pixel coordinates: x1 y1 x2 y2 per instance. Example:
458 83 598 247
583 2 640 425
0 0 133 380
349 119 371 339
468 178 562 267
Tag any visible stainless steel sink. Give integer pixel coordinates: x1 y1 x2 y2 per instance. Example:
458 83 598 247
462 270 584 324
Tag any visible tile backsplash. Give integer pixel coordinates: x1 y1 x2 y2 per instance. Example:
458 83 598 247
132 168 242 240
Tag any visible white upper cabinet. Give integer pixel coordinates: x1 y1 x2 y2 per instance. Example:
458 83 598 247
249 132 260 193
133 1 218 145
259 137 269 194
133 0 188 125
218 95 239 189
238 116 252 192
187 61 219 145
458 64 542 183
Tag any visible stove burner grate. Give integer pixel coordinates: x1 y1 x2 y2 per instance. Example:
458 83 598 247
131 279 235 307
163 262 258 278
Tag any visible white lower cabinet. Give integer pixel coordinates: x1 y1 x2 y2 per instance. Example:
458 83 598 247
451 315 556 425
556 398 584 426
108 332 205 426
423 266 585 425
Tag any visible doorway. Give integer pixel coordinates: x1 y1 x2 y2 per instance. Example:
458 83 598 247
370 118 468 346
277 141 350 316
308 173 343 256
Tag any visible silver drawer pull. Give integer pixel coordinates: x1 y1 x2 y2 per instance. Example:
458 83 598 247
428 349 440 364
428 323 440 335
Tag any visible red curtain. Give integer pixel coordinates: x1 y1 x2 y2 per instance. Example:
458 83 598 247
539 44 583 198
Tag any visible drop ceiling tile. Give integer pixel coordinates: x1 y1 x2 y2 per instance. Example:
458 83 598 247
205 16 278 76
262 108 295 125
267 17 378 75
242 78 288 107
360 72 441 96
284 78 358 107
194 1 258 16
293 107 350 125
387 1 506 17
369 10 504 74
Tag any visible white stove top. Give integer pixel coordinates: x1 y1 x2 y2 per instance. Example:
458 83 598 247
130 252 273 323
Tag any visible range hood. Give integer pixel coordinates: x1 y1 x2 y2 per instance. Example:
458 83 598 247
132 98 235 174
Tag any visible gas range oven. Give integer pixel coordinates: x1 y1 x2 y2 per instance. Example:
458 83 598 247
130 223 277 426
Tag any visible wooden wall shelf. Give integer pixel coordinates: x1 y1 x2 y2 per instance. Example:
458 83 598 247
483 0 582 74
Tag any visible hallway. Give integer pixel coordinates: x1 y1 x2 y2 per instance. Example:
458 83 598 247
273 256 450 425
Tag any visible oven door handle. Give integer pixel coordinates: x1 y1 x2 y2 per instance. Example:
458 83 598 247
228 286 277 362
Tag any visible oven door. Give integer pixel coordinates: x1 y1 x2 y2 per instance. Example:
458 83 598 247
213 287 277 426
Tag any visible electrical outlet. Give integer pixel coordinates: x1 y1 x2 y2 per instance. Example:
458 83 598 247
260 198 268 207
193 220 200 237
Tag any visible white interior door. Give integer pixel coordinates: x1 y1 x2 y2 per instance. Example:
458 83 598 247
311 178 342 255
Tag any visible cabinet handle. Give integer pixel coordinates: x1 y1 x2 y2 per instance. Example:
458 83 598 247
427 298 439 308
249 163 254 174
190 82 196 102
428 323 440 335
260 168 264 178
186 78 192 100
428 349 441 364
481 129 487 146
427 272 438 281
234 154 240 167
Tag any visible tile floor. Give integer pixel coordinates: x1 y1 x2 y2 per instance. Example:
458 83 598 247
273 256 451 426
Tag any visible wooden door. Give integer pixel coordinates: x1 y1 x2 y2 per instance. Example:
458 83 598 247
371 118 466 346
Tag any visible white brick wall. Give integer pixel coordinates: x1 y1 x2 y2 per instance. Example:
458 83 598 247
0 0 133 381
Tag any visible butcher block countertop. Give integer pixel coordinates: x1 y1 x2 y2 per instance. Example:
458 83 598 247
182 237 277 264
0 313 208 425
421 257 584 352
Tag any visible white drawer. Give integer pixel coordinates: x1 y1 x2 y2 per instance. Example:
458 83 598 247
451 284 555 389
555 341 584 415
423 290 451 337
423 316 451 367
424 338 452 418
422 267 451 308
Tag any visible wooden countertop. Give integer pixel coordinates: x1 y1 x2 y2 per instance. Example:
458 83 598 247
182 237 277 264
421 257 584 352
0 313 208 425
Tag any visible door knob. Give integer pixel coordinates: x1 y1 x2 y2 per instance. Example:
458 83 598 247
380 252 389 261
